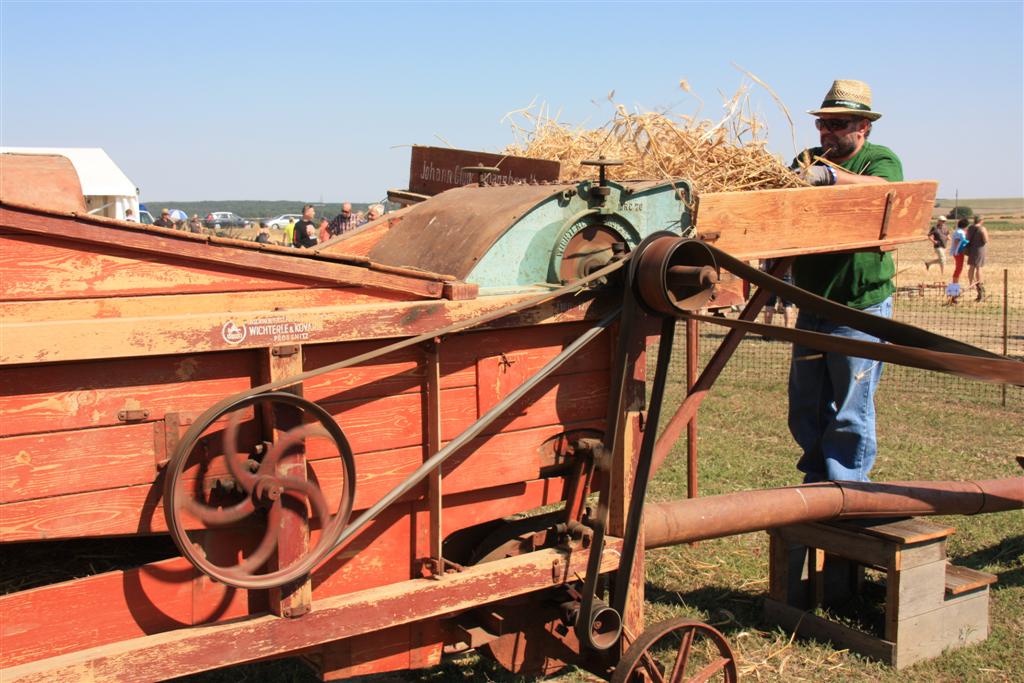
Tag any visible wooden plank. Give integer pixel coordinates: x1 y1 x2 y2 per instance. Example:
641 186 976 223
0 293 611 365
263 346 313 618
0 352 258 437
0 541 624 682
1 477 573 670
0 235 314 301
0 556 260 669
0 423 156 503
944 564 997 596
896 540 947 571
892 593 990 669
318 623 444 680
885 559 948 640
773 524 896 569
0 154 86 213
301 320 609 405
763 598 895 663
0 286 411 323
694 181 937 260
0 207 445 299
408 146 559 196
0 416 595 541
424 342 443 567
832 517 955 545
325 219 395 258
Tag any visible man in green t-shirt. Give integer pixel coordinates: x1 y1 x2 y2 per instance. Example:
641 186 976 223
787 79 902 484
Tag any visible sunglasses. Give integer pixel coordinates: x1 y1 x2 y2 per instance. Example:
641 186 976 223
815 118 860 132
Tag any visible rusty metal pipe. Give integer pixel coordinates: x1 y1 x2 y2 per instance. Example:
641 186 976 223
643 477 1024 548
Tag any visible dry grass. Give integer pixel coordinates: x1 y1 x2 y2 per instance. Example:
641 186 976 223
502 83 807 194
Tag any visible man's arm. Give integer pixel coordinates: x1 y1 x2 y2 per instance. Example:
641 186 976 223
834 167 888 185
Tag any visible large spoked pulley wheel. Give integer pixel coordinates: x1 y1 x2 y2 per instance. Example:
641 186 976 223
163 391 355 590
611 618 738 683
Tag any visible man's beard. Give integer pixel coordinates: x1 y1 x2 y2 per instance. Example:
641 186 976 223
821 134 857 160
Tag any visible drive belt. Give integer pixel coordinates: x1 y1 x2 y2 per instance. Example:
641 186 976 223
574 236 1023 653
703 246 1023 386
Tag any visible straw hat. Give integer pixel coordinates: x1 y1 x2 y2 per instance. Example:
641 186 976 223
809 79 882 121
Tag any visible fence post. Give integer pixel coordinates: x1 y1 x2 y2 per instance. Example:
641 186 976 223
1003 268 1009 407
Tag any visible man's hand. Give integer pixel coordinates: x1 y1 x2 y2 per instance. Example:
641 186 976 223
800 165 837 186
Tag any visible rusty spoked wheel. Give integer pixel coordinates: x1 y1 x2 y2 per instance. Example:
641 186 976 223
611 618 737 683
164 392 355 590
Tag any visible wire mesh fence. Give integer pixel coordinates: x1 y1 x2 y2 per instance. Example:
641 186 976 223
667 268 1022 409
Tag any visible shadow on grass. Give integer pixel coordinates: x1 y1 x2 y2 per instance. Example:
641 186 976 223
953 534 1024 589
643 581 766 636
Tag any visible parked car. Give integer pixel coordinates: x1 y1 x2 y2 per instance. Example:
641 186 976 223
265 214 302 230
139 209 155 225
203 212 250 229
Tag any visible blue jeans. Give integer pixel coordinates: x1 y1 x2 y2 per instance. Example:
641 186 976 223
788 296 892 483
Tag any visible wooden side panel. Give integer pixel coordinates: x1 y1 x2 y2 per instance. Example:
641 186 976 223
694 180 937 260
0 154 86 213
0 556 259 669
0 287 410 324
0 475 572 669
1 292 609 366
2 541 622 682
0 351 258 438
0 235 316 300
1 423 157 504
318 621 444 680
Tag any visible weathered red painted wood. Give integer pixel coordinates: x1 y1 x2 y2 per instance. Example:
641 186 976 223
0 423 156 504
301 321 610 404
0 553 265 669
0 414 591 541
1 293 610 365
0 476 575 670
0 207 446 298
0 286 412 324
2 540 622 682
317 621 445 680
0 235 313 301
0 352 258 437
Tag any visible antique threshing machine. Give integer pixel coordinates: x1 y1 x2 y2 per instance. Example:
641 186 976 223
1 153 1021 681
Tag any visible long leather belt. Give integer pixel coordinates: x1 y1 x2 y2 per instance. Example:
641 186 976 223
700 246 1023 386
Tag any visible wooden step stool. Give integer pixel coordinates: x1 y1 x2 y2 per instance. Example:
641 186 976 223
763 518 996 669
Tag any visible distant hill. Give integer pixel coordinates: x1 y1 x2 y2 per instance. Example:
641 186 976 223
934 197 1023 217
140 201 380 221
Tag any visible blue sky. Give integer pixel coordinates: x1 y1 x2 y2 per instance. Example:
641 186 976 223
2 1 1021 202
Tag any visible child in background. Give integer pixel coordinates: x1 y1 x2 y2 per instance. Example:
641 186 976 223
949 218 969 284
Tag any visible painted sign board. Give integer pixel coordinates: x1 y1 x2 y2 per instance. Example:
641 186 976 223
409 145 560 196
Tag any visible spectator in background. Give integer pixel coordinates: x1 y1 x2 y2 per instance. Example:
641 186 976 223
966 215 989 301
760 258 796 336
283 218 296 247
318 217 331 243
293 204 316 248
366 204 385 222
950 218 969 284
188 214 203 233
124 208 137 222
296 222 318 248
328 202 360 236
154 208 174 228
254 223 272 244
924 215 948 274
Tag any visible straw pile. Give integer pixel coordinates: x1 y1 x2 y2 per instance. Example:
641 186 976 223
503 81 808 194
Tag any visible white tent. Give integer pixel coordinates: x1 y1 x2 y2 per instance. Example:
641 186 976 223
0 147 139 220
